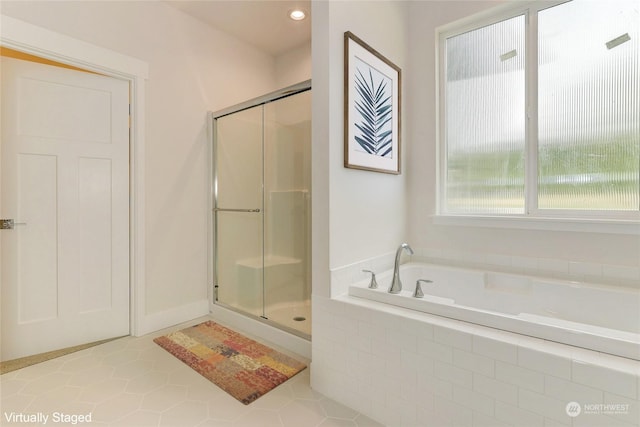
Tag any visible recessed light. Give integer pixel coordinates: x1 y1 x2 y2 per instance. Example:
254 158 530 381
289 9 306 21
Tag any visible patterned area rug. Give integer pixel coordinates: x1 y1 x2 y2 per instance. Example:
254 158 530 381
153 321 306 405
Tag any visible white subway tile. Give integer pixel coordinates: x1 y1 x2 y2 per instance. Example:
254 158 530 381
352 363 376 385
342 304 373 323
572 361 638 399
415 389 436 415
570 346 603 365
382 375 403 401
511 255 539 271
495 361 544 393
453 385 495 417
603 392 640 425
602 264 640 281
400 346 432 365
569 261 602 278
572 412 639 427
386 392 417 419
416 322 433 340
538 258 570 275
387 329 418 353
434 325 473 351
473 336 517 364
543 418 570 427
399 377 419 405
485 254 512 268
435 395 473 427
472 411 510 427
472 374 518 406
453 349 495 377
597 353 640 376
401 318 434 341
494 401 544 427
460 251 486 266
434 361 473 389
357 319 380 341
357 377 385 402
423 248 443 260
371 337 397 361
518 347 571 380
370 310 401 330
440 249 461 262
418 373 453 400
333 316 359 335
352 335 372 354
418 337 454 363
544 375 603 404
418 405 451 427
314 324 348 345
518 389 570 424
358 350 385 372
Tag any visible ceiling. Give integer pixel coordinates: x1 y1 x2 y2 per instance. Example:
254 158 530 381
165 0 311 57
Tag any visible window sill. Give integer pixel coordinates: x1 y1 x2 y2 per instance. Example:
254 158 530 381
432 215 640 235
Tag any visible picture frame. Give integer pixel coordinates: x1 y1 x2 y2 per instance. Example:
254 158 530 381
344 31 402 174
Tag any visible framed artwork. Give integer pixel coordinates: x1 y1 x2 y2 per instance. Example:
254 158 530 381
344 31 401 174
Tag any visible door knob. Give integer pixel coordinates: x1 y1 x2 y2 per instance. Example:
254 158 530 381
0 219 27 230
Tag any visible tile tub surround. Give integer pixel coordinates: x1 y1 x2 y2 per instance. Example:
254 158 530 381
349 262 640 360
330 248 640 297
311 295 640 427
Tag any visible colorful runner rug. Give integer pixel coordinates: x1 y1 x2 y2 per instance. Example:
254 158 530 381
154 320 306 404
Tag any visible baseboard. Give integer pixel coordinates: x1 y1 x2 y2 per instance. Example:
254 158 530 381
134 299 210 336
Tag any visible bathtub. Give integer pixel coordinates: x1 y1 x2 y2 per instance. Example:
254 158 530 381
349 262 640 360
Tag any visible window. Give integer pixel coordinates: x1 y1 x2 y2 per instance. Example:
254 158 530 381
439 0 639 220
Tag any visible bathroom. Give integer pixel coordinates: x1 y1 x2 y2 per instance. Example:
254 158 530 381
1 0 639 426
312 1 638 426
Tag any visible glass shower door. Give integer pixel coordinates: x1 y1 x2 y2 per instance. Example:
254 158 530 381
212 83 311 338
214 105 264 317
263 91 312 335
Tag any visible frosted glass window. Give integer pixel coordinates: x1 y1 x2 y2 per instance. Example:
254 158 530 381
445 15 526 214
538 0 639 211
439 0 640 219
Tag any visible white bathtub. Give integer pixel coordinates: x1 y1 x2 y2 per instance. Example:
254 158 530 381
349 262 640 360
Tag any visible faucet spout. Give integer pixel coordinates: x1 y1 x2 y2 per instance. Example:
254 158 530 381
389 243 414 294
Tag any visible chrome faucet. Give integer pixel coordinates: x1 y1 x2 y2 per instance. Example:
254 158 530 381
389 243 414 294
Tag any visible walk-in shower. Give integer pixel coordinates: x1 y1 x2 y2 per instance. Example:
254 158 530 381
210 81 311 338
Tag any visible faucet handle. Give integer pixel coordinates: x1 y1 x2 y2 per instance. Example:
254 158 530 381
362 270 378 289
414 279 432 298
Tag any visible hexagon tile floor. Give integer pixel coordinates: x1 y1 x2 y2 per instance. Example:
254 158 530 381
0 316 383 427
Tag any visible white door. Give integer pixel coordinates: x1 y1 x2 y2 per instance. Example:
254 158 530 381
1 56 130 360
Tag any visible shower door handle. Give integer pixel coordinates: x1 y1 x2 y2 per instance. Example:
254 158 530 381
213 208 261 213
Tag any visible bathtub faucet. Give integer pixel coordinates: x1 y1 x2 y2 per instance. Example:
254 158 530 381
389 243 414 294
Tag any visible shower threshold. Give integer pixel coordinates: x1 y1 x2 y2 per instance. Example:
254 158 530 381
213 300 311 340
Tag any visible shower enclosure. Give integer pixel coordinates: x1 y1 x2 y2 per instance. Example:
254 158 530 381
210 81 311 338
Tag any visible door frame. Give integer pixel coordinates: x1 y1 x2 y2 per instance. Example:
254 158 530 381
0 15 149 336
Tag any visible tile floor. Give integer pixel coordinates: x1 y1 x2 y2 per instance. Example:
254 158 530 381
0 316 383 427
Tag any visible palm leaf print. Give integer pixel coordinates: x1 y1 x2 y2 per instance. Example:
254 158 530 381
354 67 393 157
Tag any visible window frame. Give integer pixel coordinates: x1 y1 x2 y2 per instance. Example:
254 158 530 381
436 0 640 232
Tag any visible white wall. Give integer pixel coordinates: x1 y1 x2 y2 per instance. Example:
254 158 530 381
311 0 411 300
275 42 312 89
0 1 294 331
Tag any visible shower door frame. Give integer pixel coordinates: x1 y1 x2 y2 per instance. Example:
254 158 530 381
208 80 311 340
